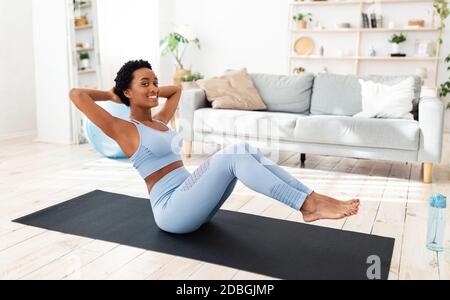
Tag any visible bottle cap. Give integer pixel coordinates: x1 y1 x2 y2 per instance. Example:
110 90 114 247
429 193 447 209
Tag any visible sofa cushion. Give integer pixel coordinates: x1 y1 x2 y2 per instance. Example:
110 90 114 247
294 115 419 151
194 108 306 141
310 74 422 117
250 73 314 113
196 68 267 110
363 74 422 112
310 74 362 116
355 77 415 119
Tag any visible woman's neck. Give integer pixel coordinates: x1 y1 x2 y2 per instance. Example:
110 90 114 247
130 106 152 122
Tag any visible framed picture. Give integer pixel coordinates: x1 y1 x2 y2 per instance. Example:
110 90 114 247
414 39 432 57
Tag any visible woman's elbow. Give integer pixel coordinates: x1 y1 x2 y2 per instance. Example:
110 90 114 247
69 88 81 102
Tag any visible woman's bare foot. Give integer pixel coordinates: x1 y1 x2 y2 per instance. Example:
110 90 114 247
300 192 360 223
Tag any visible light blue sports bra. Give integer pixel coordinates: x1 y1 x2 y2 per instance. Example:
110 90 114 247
128 118 183 179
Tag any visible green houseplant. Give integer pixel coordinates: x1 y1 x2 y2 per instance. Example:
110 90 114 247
293 13 312 29
388 33 407 54
181 72 204 90
79 52 90 70
293 67 306 74
160 29 201 86
438 54 450 110
182 72 204 82
434 0 449 46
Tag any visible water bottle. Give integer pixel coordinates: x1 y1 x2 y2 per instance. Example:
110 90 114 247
426 193 447 252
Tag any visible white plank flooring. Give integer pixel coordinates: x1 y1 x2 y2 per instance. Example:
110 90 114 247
0 135 449 280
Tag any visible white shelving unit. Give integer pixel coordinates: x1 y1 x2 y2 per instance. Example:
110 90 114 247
67 0 102 144
288 0 443 87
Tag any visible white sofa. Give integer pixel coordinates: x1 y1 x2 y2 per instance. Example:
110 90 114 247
178 73 445 183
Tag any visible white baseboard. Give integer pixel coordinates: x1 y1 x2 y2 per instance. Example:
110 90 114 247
0 130 37 141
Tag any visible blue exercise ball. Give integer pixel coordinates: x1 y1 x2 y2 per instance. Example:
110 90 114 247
83 102 130 159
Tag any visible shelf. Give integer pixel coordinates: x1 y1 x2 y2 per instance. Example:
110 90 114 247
79 3 92 9
358 56 439 61
290 0 433 5
290 55 438 61
290 55 357 59
292 28 359 32
75 24 93 31
290 1 360 6
78 69 96 74
291 27 439 33
360 27 439 32
76 47 94 52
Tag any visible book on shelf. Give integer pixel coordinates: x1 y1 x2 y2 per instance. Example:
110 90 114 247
370 13 377 28
361 13 369 28
362 12 381 28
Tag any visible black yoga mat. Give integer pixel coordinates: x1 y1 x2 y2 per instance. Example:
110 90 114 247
14 190 394 280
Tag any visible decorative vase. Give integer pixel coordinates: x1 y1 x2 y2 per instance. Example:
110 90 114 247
173 69 191 87
297 20 308 29
181 81 199 90
80 59 90 70
391 43 401 54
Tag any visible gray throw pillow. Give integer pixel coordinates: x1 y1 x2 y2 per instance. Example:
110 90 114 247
250 73 314 114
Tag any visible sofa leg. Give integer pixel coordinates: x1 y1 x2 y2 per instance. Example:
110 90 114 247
300 153 306 166
184 140 192 159
423 163 433 184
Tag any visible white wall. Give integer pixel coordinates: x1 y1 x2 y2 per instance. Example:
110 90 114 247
0 0 37 140
159 0 289 84
32 0 73 144
160 0 450 131
96 0 160 89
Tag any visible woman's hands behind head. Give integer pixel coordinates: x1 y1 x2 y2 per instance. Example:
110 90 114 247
109 87 122 104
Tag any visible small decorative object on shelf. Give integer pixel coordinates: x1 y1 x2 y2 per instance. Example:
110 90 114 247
376 15 383 28
415 39 433 57
388 32 407 56
336 22 351 29
368 46 376 57
315 21 324 30
75 15 88 27
79 52 90 70
408 19 425 28
293 67 306 74
320 46 324 56
293 12 312 29
294 36 315 55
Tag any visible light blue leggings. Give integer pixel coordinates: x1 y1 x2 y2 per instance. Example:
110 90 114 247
149 142 313 234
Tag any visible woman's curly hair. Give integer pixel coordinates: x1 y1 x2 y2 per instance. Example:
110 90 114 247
113 59 152 106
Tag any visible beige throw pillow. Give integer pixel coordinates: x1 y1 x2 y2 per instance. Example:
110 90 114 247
196 68 267 110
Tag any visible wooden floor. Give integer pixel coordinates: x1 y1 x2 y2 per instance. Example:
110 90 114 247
0 135 449 280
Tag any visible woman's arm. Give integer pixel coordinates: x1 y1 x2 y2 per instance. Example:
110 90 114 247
71 88 122 102
69 88 122 139
154 85 182 124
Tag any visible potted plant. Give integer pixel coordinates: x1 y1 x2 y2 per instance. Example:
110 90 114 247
293 13 312 29
79 52 90 70
160 27 201 86
388 32 407 55
293 67 306 74
181 72 204 89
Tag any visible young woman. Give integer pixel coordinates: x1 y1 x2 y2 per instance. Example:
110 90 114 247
69 59 359 234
